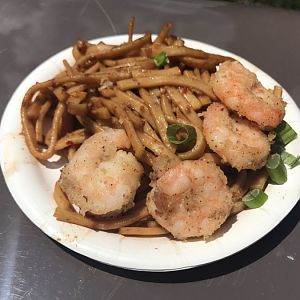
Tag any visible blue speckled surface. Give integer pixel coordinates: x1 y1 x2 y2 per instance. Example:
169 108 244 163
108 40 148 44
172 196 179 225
0 0 299 299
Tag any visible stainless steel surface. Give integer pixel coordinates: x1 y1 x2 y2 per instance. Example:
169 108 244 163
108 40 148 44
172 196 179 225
0 0 299 299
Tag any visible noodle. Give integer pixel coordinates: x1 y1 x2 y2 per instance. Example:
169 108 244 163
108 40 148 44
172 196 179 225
21 19 272 238
117 75 216 99
55 129 88 151
22 89 65 160
35 100 52 143
54 201 150 231
74 33 152 68
154 22 173 44
118 226 168 236
128 16 135 43
166 87 203 128
139 88 175 152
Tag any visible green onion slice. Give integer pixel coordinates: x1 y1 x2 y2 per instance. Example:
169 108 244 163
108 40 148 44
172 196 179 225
167 124 196 146
271 141 285 154
280 151 300 169
242 188 268 209
275 121 297 145
266 153 287 184
154 52 169 68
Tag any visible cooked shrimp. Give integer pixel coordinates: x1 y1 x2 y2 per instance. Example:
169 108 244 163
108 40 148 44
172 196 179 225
211 61 286 129
59 128 144 216
203 102 270 171
147 159 233 240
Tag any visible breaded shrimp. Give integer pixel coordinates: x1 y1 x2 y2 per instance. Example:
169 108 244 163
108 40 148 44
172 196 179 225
203 102 270 171
211 61 286 129
59 128 144 216
147 159 233 240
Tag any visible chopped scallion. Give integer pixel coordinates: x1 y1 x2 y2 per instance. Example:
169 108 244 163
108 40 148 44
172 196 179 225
275 121 297 145
154 52 169 68
280 151 300 169
266 153 287 184
167 124 196 146
271 141 285 154
242 189 268 209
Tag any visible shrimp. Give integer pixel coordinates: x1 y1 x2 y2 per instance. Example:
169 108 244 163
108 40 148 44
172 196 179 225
211 61 286 129
59 128 144 216
147 159 233 240
203 102 270 171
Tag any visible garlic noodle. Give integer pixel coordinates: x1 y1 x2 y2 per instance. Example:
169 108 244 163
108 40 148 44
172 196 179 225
21 18 274 238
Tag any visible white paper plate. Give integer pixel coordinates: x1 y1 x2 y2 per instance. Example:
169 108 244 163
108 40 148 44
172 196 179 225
1 35 300 272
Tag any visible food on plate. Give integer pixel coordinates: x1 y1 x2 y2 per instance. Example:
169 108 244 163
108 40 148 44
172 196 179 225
203 102 270 171
59 128 144 216
147 158 232 239
211 61 286 129
20 17 298 240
